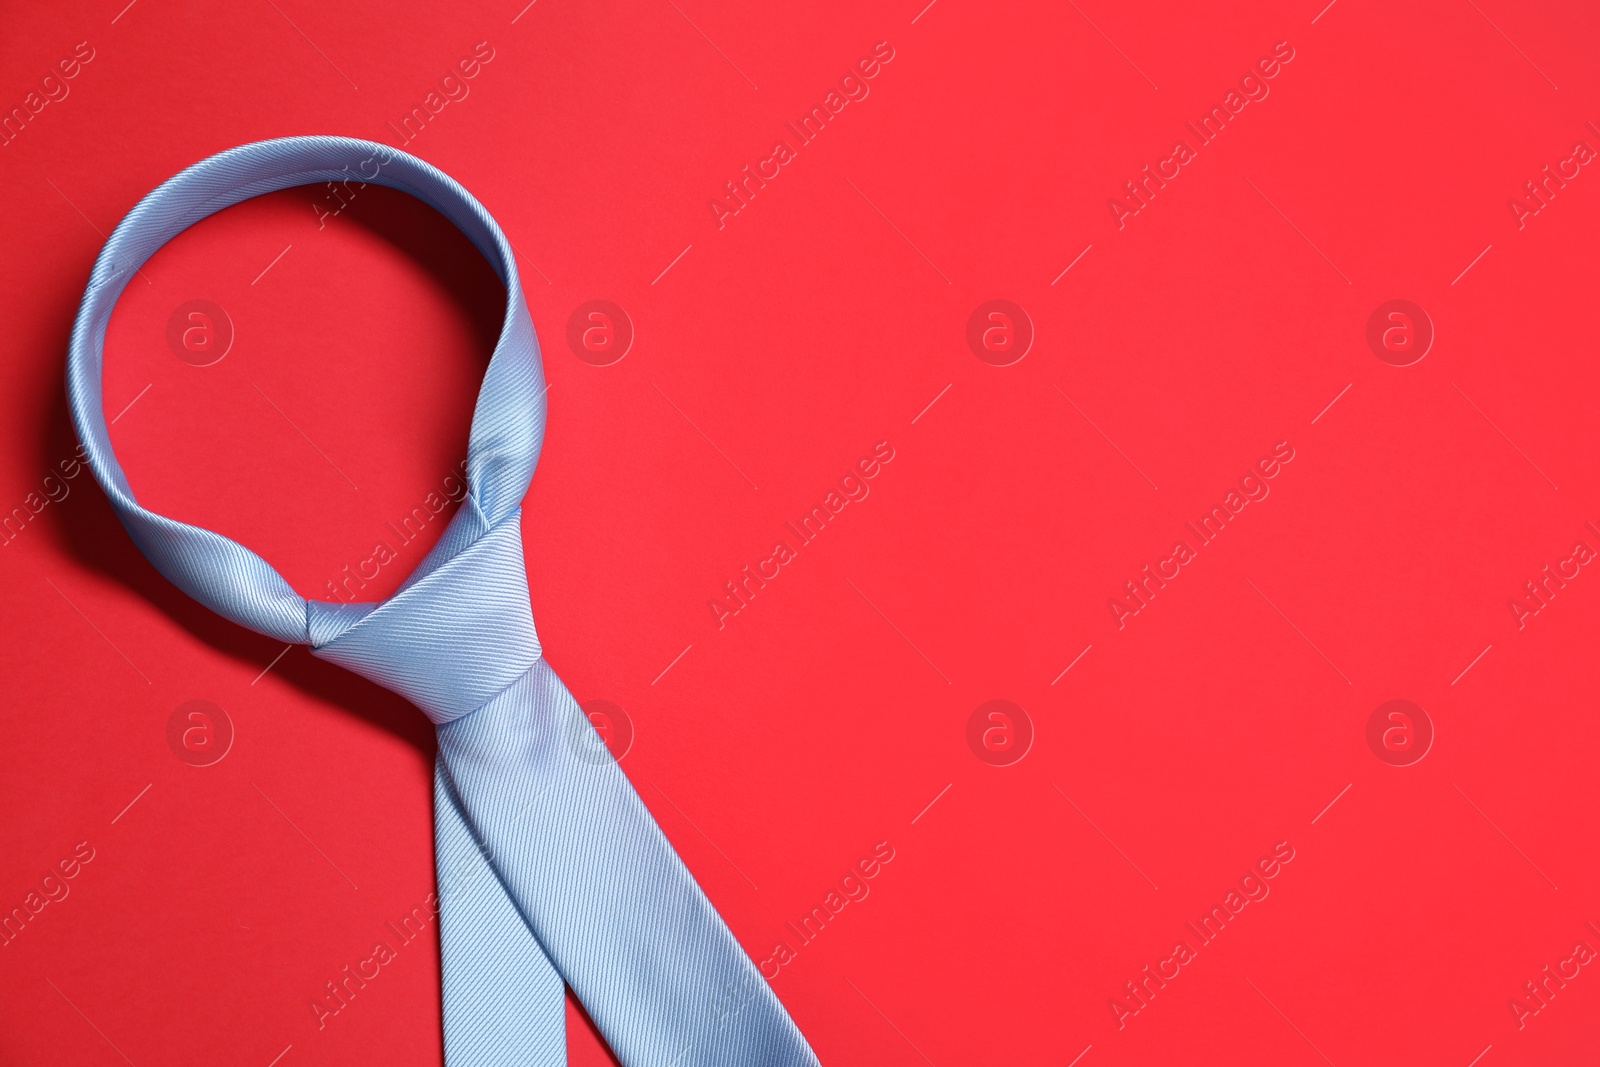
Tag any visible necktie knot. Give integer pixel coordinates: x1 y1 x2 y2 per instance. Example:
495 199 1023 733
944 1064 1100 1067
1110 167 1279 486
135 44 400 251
309 513 541 724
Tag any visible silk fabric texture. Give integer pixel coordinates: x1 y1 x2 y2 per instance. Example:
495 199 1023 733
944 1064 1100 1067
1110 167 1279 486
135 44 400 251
65 135 820 1067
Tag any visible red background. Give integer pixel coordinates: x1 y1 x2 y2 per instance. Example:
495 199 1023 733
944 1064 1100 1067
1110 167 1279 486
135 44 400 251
3 1 1599 1064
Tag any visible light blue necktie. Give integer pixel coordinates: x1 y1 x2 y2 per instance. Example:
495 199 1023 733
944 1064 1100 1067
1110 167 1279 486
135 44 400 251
65 135 820 1067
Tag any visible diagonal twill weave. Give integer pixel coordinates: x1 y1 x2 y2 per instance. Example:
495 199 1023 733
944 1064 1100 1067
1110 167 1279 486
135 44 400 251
65 135 820 1067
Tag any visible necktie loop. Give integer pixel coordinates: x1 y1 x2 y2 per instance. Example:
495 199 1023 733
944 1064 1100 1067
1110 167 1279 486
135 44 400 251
65 136 546 649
